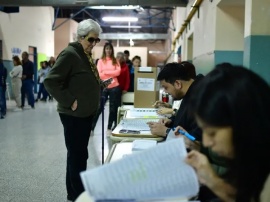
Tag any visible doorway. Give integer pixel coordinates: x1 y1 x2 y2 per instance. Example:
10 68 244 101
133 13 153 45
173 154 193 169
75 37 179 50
28 46 38 93
187 34 193 63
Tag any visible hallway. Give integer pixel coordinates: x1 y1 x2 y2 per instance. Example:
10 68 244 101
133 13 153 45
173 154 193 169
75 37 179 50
0 100 111 201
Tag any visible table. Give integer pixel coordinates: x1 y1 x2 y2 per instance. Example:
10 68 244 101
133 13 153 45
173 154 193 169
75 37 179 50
117 105 134 124
110 121 164 143
105 142 133 163
124 108 162 119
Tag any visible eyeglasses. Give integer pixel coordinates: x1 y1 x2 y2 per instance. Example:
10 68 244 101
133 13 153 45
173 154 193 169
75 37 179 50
84 36 100 44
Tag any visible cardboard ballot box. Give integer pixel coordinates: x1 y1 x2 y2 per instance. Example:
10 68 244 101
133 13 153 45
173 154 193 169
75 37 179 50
134 67 160 108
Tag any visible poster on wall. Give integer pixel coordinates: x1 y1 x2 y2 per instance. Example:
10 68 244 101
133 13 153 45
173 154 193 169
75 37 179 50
11 47 21 56
137 78 155 91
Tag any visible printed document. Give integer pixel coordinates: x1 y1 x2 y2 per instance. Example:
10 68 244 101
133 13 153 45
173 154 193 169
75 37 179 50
80 138 199 200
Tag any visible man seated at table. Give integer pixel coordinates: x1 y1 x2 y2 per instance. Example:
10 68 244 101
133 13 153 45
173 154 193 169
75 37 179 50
148 61 201 140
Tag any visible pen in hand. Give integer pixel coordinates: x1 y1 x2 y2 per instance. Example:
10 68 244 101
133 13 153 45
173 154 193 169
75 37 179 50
173 128 196 141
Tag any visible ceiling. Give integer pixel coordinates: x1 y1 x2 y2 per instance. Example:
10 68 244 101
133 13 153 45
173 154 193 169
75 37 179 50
0 0 188 35
0 0 188 7
54 6 175 34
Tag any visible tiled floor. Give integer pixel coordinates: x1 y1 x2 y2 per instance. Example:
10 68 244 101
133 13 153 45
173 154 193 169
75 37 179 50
0 100 112 201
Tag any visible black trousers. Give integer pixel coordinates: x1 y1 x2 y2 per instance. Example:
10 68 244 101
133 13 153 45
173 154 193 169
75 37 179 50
59 113 93 201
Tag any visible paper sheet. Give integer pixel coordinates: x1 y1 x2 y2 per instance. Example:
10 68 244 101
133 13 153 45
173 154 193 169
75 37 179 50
137 78 155 91
80 138 199 200
166 129 178 141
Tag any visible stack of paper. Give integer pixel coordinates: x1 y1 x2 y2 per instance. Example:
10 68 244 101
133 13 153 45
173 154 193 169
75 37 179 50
132 140 157 152
80 138 199 201
129 108 161 118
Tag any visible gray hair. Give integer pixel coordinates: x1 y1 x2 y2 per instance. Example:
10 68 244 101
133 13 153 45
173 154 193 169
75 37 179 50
116 52 125 58
77 19 102 40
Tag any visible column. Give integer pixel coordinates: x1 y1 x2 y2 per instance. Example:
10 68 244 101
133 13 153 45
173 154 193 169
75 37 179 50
244 0 270 83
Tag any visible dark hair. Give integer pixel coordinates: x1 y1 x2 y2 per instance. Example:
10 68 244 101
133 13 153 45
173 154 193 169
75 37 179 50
22 51 29 57
101 43 117 66
180 61 196 79
124 50 130 55
132 55 141 62
43 61 49 66
191 63 270 202
12 56 22 66
157 62 196 84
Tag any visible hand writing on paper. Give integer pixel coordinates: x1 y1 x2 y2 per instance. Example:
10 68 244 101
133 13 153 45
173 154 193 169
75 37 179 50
158 118 171 125
157 108 174 115
152 100 172 108
174 126 200 151
147 122 167 137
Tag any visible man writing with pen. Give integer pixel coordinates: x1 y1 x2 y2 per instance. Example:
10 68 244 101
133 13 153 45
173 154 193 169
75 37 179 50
147 62 201 149
147 62 228 201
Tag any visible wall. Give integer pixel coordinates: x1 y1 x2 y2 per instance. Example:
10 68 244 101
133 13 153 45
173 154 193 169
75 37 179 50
54 18 78 57
172 0 245 75
0 7 55 97
0 7 54 60
244 0 270 83
172 0 220 74
215 5 245 66
94 40 168 67
92 46 148 67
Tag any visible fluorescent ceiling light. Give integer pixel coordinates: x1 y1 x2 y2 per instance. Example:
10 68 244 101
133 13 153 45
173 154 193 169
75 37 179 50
89 5 140 10
110 25 142 28
102 17 138 22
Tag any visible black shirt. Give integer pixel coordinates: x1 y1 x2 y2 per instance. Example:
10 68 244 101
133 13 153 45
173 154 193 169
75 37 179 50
22 60 34 80
167 74 204 141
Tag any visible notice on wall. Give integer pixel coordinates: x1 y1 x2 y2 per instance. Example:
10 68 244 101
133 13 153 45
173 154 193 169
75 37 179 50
137 78 155 91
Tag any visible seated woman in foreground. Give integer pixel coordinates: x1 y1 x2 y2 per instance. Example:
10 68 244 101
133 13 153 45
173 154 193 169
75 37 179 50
185 64 270 202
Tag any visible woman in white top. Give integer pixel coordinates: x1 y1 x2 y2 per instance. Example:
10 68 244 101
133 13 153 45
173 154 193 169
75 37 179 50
10 56 23 111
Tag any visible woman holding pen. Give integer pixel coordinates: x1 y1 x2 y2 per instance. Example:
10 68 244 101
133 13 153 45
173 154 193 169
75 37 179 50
182 64 270 202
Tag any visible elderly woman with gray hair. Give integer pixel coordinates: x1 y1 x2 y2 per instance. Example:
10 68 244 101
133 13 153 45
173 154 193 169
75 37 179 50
44 19 104 201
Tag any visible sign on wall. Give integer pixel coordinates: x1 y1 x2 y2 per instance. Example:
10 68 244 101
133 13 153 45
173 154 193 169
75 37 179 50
11 47 22 56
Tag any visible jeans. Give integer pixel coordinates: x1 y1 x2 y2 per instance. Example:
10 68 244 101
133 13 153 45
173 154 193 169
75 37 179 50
0 86 6 116
59 113 93 201
21 79 35 107
91 86 122 130
37 83 48 100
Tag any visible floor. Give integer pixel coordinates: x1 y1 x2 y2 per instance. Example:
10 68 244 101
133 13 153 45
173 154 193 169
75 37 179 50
0 99 112 202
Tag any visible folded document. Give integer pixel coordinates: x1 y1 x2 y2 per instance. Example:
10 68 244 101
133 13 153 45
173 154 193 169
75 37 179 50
80 138 199 200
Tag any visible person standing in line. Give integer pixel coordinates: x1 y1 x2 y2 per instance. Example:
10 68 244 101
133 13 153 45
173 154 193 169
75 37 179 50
44 19 104 202
0 59 7 119
21 51 35 109
48 56 55 68
128 55 141 92
91 42 121 133
124 50 132 71
47 57 55 101
10 56 23 111
36 61 50 102
116 52 130 95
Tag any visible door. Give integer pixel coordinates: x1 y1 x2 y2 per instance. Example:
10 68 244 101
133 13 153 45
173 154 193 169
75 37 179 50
28 46 38 93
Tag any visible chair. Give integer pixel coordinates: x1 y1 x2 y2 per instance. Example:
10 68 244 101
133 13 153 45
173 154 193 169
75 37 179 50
121 92 134 105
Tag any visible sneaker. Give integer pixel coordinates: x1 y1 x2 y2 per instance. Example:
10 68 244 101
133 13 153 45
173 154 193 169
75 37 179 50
0 115 5 119
23 106 32 110
13 107 22 112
